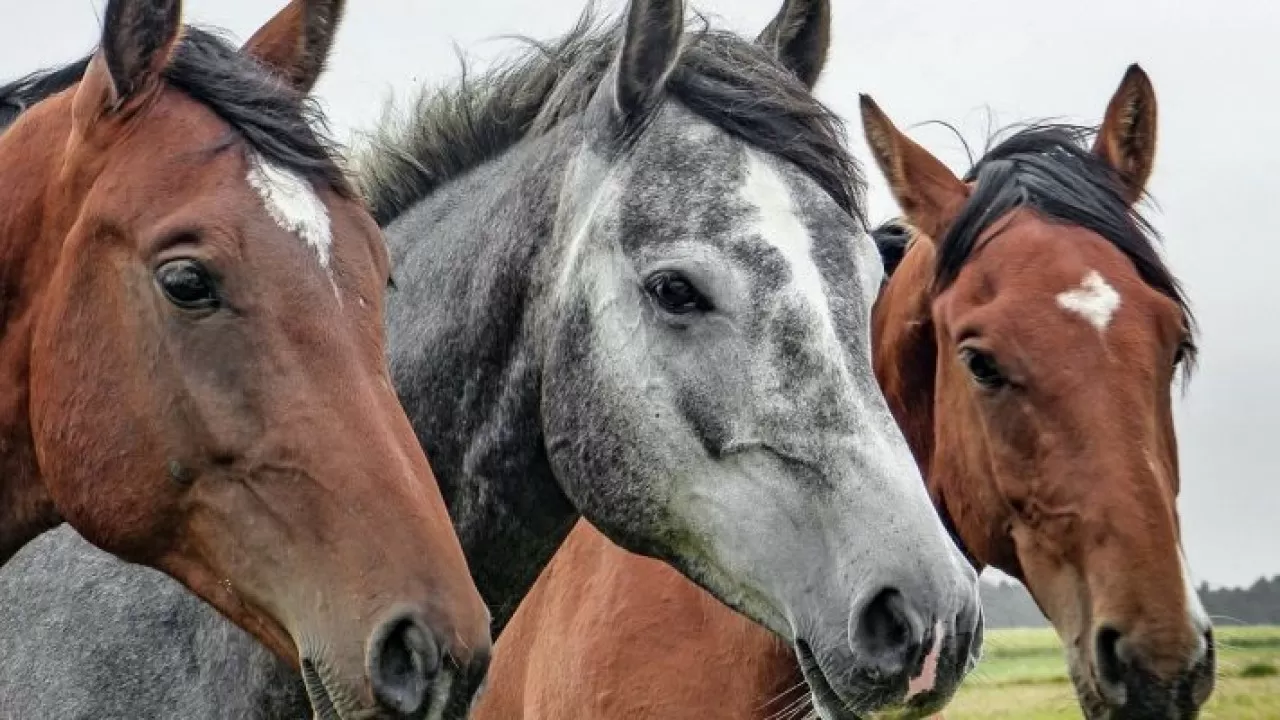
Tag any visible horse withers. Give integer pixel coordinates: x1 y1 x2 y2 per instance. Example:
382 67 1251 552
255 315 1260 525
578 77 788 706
473 64 1213 720
0 1 490 717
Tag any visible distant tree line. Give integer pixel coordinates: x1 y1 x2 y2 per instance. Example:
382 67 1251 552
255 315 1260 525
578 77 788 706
980 575 1280 628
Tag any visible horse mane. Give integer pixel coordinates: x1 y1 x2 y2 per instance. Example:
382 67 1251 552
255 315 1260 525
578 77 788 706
0 27 348 194
0 57 90 130
936 123 1197 369
352 9 864 227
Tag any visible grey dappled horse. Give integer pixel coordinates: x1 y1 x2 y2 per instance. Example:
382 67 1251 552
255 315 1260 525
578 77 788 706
0 1 982 718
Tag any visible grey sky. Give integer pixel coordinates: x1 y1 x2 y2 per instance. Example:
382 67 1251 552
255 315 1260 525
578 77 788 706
3 1 1275 588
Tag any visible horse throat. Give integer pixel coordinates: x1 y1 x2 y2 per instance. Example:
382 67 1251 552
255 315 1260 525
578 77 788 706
871 242 987 574
0 112 70 563
382 139 581 640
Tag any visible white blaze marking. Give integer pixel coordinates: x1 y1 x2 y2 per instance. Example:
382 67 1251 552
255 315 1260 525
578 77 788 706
1181 550 1210 629
1179 549 1212 665
739 148 935 510
246 152 333 272
740 151 845 364
1056 270 1121 332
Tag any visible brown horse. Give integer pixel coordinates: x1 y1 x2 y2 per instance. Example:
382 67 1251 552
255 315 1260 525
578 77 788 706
473 65 1214 720
0 0 491 716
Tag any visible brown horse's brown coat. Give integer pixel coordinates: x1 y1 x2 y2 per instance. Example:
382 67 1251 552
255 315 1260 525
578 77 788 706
472 65 1210 719
0 0 490 713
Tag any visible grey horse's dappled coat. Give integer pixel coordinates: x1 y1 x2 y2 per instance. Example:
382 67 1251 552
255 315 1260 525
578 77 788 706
0 2 980 718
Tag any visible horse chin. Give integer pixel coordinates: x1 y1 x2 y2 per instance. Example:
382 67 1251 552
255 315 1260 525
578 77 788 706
301 657 343 720
299 654 458 720
796 641 953 720
1071 681 1111 720
794 641 864 720
301 655 424 720
423 669 456 720
1067 657 1213 720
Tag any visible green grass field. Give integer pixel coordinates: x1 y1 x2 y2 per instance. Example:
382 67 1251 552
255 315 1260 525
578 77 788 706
941 626 1280 719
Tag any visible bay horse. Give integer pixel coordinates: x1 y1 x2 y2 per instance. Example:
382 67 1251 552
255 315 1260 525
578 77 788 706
468 65 1217 720
0 0 981 718
0 0 492 717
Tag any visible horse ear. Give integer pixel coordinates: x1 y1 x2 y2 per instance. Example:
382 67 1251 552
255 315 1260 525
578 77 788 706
615 0 684 123
1092 63 1157 205
86 0 182 109
869 217 915 278
756 0 830 89
243 0 346 95
859 95 967 240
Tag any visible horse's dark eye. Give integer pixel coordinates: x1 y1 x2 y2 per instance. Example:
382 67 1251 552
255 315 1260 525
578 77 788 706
959 346 1006 390
645 271 712 315
156 260 219 312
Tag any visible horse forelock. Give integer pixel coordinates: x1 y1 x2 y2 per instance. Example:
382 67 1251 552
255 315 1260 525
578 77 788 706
935 123 1196 378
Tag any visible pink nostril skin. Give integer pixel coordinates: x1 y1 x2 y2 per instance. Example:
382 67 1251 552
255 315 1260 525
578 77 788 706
906 621 945 702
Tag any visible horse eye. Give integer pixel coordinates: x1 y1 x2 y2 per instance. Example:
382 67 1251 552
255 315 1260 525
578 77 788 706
644 271 712 315
959 346 1007 390
156 260 220 312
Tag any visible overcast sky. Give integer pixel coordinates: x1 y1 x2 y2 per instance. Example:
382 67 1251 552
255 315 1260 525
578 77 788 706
3 1 1276 589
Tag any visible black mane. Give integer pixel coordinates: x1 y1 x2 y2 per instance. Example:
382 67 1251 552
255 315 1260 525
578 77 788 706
354 10 864 227
936 124 1196 365
0 27 347 193
0 57 89 129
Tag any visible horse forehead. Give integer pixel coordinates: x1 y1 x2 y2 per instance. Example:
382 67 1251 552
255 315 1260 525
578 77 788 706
245 153 334 274
629 113 743 193
120 89 338 276
968 220 1132 306
738 152 825 298
737 150 862 362
621 111 862 304
1058 228 1172 332
946 223 1184 366
1055 269 1122 333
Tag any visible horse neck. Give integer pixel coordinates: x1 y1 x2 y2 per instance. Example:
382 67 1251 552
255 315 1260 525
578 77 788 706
872 239 939 478
383 131 581 637
873 238 1014 575
0 101 79 561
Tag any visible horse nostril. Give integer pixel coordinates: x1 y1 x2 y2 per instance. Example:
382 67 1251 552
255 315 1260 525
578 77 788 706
957 604 984 670
851 587 926 680
1094 624 1129 707
1196 627 1215 664
1190 628 1217 707
367 612 442 716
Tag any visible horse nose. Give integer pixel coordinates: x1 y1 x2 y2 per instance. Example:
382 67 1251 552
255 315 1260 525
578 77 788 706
367 611 442 716
1190 629 1216 707
1094 625 1132 706
849 586 928 681
1095 623 1218 713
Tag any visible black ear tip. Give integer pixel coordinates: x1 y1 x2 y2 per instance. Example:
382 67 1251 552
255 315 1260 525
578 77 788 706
872 218 911 242
98 0 183 100
615 0 686 120
1122 63 1152 87
858 94 885 119
871 218 913 276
